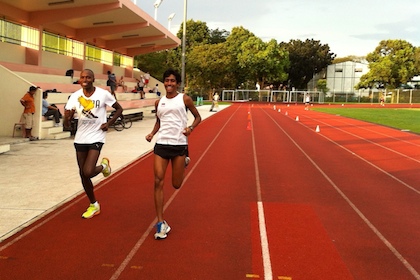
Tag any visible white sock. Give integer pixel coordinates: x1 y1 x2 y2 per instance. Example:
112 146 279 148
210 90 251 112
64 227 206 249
101 163 107 170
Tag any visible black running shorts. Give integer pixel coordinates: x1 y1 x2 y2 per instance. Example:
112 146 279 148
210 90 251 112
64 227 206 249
154 144 188 159
74 142 104 152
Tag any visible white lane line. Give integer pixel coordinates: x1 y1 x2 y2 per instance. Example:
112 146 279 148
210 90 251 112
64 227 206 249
110 105 241 280
250 109 273 280
306 114 420 164
296 116 420 195
264 109 420 279
320 114 420 148
0 155 146 251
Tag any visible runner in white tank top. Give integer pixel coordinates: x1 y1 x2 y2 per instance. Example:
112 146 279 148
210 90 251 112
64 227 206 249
145 69 202 239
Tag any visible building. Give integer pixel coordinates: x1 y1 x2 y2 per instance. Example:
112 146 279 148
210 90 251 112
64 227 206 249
326 61 369 94
0 0 180 138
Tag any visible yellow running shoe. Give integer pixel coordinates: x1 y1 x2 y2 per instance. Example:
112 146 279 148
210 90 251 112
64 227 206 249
82 203 100 219
101 158 111 177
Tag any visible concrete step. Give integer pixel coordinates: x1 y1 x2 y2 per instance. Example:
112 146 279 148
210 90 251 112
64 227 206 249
42 131 71 140
41 125 65 137
41 120 70 139
0 144 10 154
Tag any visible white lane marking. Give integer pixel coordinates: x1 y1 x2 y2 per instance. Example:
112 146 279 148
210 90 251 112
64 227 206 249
250 109 273 280
264 108 420 279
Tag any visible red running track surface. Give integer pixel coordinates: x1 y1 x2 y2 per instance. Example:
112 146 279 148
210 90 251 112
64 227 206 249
0 102 419 280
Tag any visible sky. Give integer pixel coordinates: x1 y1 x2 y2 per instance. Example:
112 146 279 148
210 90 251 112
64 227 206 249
137 0 420 58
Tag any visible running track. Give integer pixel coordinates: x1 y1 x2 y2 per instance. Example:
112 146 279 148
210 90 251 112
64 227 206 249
0 103 419 279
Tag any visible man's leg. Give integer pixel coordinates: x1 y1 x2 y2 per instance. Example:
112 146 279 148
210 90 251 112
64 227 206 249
171 155 186 189
153 155 169 222
153 155 172 239
76 149 102 203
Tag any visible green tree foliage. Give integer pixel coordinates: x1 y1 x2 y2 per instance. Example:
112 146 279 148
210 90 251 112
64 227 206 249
415 47 420 75
187 43 234 92
237 37 289 87
333 55 365 64
134 50 178 82
356 39 419 89
281 39 336 90
135 22 333 94
225 26 258 87
176 20 211 49
317 79 328 93
209 28 230 44
223 27 289 89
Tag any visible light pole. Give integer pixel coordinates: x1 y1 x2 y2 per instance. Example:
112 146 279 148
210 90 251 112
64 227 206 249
154 0 163 20
168 13 175 30
181 0 187 92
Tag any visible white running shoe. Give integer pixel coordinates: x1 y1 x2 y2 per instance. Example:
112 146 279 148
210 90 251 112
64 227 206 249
154 221 171 239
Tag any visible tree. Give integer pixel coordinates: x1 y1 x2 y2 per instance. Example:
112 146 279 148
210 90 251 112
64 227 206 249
134 50 178 82
237 38 289 87
225 26 258 87
356 39 419 89
281 39 336 90
187 43 234 94
209 28 230 44
317 79 329 93
333 55 365 64
176 20 211 49
415 47 420 75
135 20 212 82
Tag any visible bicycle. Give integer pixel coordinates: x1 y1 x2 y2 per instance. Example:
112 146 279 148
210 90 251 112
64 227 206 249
108 112 132 131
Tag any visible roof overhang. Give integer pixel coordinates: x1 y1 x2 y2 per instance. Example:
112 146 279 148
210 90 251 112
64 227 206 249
0 0 180 56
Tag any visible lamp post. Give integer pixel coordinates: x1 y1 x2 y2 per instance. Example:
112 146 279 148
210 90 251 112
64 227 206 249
168 13 175 30
181 0 187 92
154 0 163 20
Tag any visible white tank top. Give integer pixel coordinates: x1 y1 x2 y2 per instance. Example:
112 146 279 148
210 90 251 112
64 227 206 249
156 93 188 145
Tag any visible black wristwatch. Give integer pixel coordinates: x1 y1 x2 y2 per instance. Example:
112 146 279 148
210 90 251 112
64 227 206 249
189 126 194 131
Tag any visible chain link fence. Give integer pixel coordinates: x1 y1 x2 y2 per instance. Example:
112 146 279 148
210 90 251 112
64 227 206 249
213 88 420 104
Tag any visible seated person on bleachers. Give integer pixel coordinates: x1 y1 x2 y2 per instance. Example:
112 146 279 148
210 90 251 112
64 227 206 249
42 91 62 127
153 84 161 97
118 76 128 92
135 76 145 99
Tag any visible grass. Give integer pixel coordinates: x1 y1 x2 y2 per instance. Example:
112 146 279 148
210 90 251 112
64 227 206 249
312 107 420 134
202 101 231 106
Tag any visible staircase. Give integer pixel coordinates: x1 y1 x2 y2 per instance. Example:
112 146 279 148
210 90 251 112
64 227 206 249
41 119 71 139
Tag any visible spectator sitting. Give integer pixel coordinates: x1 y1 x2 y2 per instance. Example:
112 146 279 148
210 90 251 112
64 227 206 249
153 84 161 97
118 76 128 92
42 91 62 127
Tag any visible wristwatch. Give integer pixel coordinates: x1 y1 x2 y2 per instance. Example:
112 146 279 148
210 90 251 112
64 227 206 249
189 126 194 131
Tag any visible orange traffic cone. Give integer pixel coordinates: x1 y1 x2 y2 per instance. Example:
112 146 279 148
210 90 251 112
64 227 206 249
246 121 252 130
247 112 251 120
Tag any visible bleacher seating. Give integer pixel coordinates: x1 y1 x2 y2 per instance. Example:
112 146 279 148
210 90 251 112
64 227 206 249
1 62 160 139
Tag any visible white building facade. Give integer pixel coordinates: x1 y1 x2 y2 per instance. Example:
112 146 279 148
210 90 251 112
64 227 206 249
326 61 369 93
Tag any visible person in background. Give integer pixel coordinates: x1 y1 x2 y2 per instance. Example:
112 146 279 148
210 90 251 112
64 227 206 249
145 68 202 240
118 76 128 92
144 72 150 88
136 76 145 99
64 69 123 219
107 70 117 99
153 83 161 97
20 86 39 141
304 93 311 110
42 91 62 127
209 91 219 112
